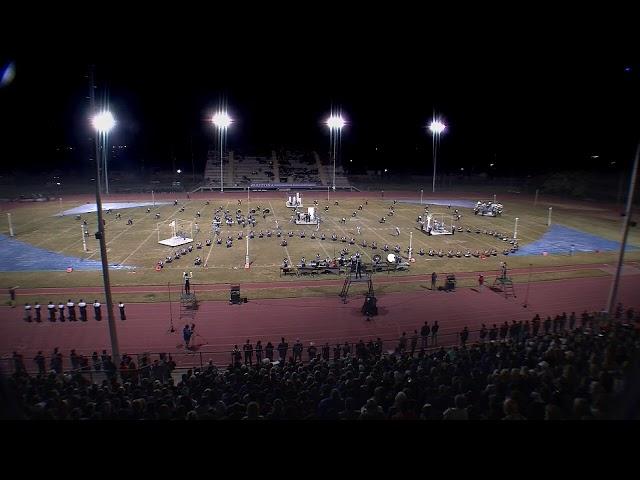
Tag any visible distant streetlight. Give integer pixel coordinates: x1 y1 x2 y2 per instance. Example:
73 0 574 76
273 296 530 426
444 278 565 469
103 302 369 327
92 111 116 195
326 112 346 191
428 118 446 193
381 168 388 195
212 110 233 192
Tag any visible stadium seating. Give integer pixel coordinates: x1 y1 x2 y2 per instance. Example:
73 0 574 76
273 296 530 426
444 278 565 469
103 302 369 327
4 308 639 420
201 149 350 190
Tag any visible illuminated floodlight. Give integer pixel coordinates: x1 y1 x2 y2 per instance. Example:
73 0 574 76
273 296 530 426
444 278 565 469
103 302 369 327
92 111 116 133
326 114 346 130
212 111 233 129
428 119 446 135
177 169 182 174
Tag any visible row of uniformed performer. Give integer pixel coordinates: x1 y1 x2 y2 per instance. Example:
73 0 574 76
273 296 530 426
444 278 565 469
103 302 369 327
24 299 127 322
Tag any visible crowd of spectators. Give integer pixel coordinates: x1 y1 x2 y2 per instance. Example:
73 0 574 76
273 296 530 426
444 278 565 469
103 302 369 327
3 307 639 420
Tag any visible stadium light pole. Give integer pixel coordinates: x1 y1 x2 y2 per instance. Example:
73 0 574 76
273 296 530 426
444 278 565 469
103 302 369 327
428 118 446 193
326 112 346 192
605 141 640 314
91 109 121 368
212 111 233 193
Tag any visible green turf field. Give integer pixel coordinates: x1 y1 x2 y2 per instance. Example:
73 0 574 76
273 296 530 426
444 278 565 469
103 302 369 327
2 194 639 290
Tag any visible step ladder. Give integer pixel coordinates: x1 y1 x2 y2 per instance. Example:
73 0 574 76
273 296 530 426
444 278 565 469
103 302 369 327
339 272 374 303
180 287 199 319
492 276 516 298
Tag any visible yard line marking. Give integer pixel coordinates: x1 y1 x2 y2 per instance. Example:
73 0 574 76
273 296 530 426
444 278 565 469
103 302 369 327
119 228 160 265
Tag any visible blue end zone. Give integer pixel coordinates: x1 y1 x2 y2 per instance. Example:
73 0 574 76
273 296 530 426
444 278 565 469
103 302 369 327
397 199 477 208
0 234 131 272
513 224 639 256
56 201 171 217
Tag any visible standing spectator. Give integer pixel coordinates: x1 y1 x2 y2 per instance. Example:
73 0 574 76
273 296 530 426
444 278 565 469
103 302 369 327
398 332 407 354
307 342 317 361
277 338 288 363
293 339 303 362
265 342 274 362
342 342 351 358
569 312 576 331
255 340 263 364
118 301 126 321
532 315 540 336
420 322 430 349
70 349 79 370
33 351 45 375
375 337 384 356
544 316 552 335
333 344 341 361
322 342 330 361
92 351 100 371
523 320 531 339
479 324 487 342
12 352 25 375
489 324 498 342
243 340 253 366
460 326 469 347
410 330 418 357
50 348 62 374
431 321 439 346
478 274 484 290
100 350 109 370
231 345 242 366
431 272 438 291
499 322 508 341
23 303 32 322
560 312 567 331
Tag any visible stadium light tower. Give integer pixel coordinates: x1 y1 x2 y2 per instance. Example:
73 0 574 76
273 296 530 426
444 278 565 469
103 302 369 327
92 111 116 195
212 110 233 193
90 106 120 369
428 118 447 193
326 112 346 191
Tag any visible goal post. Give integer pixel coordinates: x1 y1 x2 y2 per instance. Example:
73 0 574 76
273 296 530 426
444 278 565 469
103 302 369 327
157 218 194 246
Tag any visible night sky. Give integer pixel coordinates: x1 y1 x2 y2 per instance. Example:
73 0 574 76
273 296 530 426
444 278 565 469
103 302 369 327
1 27 638 178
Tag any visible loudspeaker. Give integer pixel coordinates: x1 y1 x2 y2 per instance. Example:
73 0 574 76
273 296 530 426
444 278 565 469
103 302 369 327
230 285 241 304
361 295 378 316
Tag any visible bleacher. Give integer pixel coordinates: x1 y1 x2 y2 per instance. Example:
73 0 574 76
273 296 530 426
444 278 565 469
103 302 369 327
198 149 352 191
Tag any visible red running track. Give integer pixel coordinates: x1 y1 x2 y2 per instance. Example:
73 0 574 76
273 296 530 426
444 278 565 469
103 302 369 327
2 275 640 369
